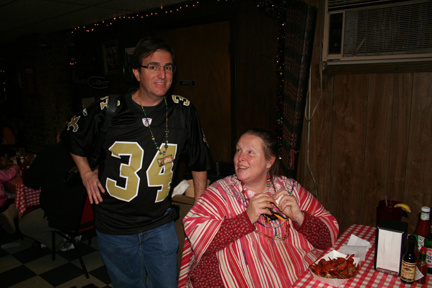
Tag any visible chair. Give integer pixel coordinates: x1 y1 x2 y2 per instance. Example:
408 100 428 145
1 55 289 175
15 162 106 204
51 196 95 278
173 194 195 275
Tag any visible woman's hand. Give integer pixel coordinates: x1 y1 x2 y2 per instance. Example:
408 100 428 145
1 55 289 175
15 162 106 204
274 190 304 226
246 193 274 224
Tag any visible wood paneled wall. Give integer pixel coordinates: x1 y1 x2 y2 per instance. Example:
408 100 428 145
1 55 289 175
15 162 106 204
157 21 232 162
232 0 279 144
297 0 432 235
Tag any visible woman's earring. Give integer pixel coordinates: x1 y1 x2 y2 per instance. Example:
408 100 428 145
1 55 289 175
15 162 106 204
266 171 271 187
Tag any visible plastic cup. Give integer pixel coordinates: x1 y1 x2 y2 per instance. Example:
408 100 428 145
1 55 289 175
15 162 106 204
377 200 402 226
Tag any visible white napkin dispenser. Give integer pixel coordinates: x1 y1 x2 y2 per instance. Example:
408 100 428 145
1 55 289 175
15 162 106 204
374 218 408 275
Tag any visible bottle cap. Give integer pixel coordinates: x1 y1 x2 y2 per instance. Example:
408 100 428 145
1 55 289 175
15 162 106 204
421 246 427 252
421 206 431 213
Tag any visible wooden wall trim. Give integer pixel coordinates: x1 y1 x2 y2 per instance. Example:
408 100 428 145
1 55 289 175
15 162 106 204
323 61 432 75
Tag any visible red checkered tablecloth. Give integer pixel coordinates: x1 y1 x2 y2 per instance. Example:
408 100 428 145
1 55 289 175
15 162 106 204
293 224 431 287
5 176 40 216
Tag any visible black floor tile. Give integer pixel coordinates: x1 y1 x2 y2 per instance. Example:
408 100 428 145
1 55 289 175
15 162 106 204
39 262 85 287
90 265 111 284
12 245 51 264
82 284 100 288
56 242 97 261
0 248 8 258
0 229 22 247
0 264 37 287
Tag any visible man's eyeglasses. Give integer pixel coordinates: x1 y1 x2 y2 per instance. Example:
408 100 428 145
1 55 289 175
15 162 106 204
141 63 176 74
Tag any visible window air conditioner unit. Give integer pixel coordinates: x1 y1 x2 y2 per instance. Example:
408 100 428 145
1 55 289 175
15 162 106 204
323 0 432 65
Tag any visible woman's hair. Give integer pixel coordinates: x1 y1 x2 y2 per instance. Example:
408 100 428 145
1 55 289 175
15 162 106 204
239 128 281 177
131 36 176 70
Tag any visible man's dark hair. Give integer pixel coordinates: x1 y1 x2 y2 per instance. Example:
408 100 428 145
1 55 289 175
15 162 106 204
131 37 176 70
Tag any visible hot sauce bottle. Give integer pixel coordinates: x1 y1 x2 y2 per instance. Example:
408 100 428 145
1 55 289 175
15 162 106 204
401 235 417 284
425 224 432 274
416 246 428 284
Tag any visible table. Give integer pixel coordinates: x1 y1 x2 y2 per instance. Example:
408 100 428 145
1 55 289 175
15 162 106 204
4 175 41 216
293 224 431 287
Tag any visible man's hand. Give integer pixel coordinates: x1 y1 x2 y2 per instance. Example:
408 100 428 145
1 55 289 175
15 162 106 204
71 154 105 204
191 171 208 203
81 170 105 204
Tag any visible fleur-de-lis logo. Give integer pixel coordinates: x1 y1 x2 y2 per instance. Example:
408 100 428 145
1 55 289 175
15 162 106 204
67 115 81 132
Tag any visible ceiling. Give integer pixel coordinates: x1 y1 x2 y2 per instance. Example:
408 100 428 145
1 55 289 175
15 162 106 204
0 0 190 45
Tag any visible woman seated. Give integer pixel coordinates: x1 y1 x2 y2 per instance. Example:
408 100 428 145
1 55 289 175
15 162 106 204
0 156 19 234
178 128 339 288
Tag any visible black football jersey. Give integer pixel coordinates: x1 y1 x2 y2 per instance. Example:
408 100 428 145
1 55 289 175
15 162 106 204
62 90 213 234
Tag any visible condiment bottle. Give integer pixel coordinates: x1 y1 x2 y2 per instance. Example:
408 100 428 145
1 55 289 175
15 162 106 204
19 156 26 176
414 206 431 249
400 235 417 284
414 236 421 261
416 246 428 284
425 224 432 274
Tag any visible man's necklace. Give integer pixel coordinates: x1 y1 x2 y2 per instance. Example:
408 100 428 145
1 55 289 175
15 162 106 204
139 97 169 156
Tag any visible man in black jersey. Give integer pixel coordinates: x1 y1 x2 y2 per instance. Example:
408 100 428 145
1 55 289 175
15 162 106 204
62 37 213 288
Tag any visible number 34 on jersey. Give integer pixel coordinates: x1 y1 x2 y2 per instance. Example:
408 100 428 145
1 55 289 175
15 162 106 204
105 141 177 203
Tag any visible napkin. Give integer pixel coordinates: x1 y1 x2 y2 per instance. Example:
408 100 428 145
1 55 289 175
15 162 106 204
171 179 190 197
347 234 372 248
337 234 371 261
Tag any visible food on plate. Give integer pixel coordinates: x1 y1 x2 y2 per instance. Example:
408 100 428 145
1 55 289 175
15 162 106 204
309 254 359 279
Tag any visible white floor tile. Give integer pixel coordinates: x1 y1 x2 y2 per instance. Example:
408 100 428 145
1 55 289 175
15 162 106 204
25 253 69 274
56 273 109 288
8 275 53 288
70 250 105 272
0 254 22 273
90 237 100 250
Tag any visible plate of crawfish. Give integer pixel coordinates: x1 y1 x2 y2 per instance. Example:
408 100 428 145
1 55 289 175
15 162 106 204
309 250 361 287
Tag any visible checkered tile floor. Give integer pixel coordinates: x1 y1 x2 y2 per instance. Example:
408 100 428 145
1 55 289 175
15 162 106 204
0 230 113 288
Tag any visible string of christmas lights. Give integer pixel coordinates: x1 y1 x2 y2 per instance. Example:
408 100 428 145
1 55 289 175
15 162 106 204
256 0 286 159
70 1 204 34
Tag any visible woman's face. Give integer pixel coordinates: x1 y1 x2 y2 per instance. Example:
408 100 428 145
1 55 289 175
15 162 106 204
234 133 275 190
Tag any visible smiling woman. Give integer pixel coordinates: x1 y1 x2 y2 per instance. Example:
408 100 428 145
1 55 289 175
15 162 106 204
178 128 339 288
234 133 276 195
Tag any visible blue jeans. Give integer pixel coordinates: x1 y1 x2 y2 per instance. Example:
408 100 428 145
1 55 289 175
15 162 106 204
97 221 179 288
